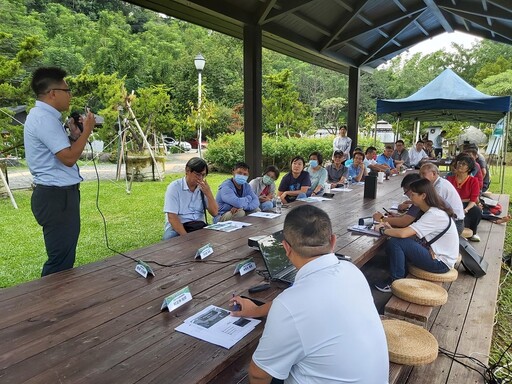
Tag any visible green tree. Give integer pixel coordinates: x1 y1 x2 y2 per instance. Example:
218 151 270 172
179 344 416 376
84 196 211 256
263 69 313 138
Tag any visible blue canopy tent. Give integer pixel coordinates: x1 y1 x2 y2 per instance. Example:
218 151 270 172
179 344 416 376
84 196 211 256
376 68 511 192
377 69 510 123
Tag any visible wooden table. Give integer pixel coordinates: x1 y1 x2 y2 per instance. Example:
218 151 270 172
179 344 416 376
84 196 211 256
0 173 408 384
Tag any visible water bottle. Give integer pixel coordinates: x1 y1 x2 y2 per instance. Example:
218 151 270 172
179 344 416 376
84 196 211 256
275 197 282 214
348 175 353 185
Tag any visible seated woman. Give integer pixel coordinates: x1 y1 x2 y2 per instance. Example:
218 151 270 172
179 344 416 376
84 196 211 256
278 156 311 203
346 151 367 182
305 151 328 196
446 155 482 242
249 165 280 211
326 150 348 187
374 178 459 292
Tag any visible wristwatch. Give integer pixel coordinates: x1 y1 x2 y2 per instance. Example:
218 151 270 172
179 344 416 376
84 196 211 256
379 226 386 236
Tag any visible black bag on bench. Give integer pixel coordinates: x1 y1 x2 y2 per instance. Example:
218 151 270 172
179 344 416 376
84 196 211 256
459 237 488 278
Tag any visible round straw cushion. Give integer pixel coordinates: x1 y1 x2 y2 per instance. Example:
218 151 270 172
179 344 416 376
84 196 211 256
382 319 438 365
391 278 448 306
461 228 473 238
408 264 458 282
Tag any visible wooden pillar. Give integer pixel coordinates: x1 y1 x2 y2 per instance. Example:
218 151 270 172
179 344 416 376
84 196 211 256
347 67 360 152
243 24 263 178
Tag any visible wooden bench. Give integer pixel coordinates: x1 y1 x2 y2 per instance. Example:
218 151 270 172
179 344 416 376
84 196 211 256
387 193 508 384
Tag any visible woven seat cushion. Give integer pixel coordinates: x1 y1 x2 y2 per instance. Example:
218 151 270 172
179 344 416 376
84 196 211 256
391 278 448 306
461 227 473 238
382 319 438 365
408 264 458 282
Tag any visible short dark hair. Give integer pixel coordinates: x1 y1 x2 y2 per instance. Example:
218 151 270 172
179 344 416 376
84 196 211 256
416 140 424 144
353 151 364 160
290 156 305 166
385 145 394 151
395 140 404 145
283 205 332 258
263 165 280 179
366 146 377 154
309 151 323 165
233 161 250 171
31 67 67 96
401 172 421 188
186 157 208 175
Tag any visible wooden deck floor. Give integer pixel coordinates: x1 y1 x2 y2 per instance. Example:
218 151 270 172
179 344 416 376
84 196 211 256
402 193 509 384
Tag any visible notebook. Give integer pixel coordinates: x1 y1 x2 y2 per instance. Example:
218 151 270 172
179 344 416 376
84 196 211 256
257 230 297 285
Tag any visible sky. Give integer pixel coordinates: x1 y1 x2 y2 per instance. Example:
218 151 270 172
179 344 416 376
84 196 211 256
402 30 482 57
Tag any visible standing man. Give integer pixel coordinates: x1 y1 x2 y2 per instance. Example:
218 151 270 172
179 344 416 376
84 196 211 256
434 130 446 158
24 67 95 276
231 205 389 383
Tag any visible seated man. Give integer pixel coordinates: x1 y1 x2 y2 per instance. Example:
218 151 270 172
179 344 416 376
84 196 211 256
409 140 429 168
391 139 410 169
215 161 259 222
376 145 399 175
326 150 348 187
163 157 218 240
424 139 435 158
420 163 465 234
364 146 388 174
373 173 423 227
231 205 389 383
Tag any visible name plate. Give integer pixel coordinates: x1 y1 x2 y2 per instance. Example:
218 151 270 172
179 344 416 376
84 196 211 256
135 260 155 278
195 243 213 260
234 258 256 276
161 286 193 312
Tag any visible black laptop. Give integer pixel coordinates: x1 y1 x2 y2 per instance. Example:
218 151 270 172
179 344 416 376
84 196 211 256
257 230 297 284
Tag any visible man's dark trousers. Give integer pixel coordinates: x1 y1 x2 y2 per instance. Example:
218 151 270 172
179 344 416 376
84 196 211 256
31 184 80 276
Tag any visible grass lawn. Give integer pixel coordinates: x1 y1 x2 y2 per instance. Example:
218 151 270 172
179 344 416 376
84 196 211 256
0 172 230 288
1 164 512 370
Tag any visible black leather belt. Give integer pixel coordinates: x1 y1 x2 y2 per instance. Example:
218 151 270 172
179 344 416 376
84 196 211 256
34 183 80 190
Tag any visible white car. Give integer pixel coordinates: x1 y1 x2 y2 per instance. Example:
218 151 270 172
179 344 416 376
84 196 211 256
163 137 192 152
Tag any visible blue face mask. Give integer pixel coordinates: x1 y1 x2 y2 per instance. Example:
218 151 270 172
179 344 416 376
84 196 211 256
309 160 318 168
234 174 248 185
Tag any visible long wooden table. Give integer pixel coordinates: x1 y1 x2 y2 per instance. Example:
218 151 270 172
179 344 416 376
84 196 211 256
0 173 408 384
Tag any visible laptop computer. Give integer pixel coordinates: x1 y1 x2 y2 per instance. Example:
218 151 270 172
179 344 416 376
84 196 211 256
257 230 297 285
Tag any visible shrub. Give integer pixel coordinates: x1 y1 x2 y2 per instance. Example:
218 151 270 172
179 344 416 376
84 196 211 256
205 132 386 173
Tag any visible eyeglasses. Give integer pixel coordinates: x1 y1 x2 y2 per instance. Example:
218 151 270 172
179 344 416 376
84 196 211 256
456 163 468 168
49 88 72 94
193 171 207 178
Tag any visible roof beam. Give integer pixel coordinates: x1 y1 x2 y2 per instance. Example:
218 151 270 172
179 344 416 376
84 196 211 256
257 0 277 25
488 0 512 13
289 12 331 36
423 0 454 32
438 0 512 21
320 0 370 51
448 9 512 42
262 0 317 24
326 4 426 50
361 14 423 65
363 28 446 65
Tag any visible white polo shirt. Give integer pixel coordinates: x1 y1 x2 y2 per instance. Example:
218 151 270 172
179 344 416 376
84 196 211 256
433 176 465 221
252 253 389 383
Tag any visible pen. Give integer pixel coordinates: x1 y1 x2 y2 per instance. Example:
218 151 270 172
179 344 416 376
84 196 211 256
232 293 241 311
382 207 391 215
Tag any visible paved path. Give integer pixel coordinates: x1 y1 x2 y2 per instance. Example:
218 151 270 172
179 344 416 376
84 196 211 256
5 152 198 190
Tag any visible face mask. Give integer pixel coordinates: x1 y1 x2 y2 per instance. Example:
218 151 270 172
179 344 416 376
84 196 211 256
234 174 248 185
309 160 318 168
262 175 273 185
